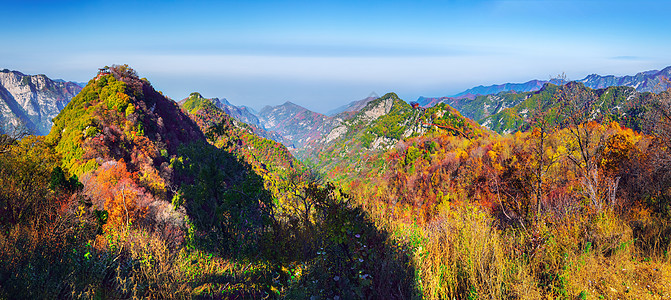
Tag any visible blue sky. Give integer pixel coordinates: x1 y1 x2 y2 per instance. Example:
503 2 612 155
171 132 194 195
2 0 670 113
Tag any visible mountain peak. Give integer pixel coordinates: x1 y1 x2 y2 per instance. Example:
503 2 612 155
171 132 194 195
189 92 204 99
47 64 204 175
326 93 380 116
380 92 400 100
281 101 301 108
0 69 26 76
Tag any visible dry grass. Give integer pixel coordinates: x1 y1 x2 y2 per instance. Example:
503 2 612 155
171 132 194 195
369 201 671 299
418 205 508 299
0 221 281 299
561 254 671 299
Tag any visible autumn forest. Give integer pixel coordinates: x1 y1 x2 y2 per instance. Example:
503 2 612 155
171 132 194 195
1 64 671 299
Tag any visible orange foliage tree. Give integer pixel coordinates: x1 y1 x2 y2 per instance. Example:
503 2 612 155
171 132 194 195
83 159 149 233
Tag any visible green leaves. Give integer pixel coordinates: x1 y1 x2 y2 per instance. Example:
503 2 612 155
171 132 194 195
173 141 273 257
49 166 83 193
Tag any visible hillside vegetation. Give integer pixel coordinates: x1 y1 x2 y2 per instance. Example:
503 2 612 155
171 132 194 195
1 65 670 299
0 65 415 299
299 93 485 183
481 83 651 134
333 88 671 299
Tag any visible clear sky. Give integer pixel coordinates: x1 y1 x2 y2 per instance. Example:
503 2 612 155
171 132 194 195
2 0 670 113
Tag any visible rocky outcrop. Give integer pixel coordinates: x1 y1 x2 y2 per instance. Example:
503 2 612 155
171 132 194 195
0 69 82 135
361 97 394 122
326 94 378 116
211 97 263 128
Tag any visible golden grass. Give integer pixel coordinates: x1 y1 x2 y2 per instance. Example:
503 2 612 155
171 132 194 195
364 199 671 299
418 205 508 299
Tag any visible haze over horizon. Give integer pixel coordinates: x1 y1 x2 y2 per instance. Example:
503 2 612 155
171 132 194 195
2 0 670 113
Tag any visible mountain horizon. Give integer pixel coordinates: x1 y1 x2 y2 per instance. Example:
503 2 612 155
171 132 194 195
419 65 671 108
5 64 670 125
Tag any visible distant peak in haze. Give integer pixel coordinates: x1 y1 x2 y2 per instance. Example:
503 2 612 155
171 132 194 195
263 101 302 112
420 65 671 108
180 92 263 129
452 79 557 99
327 93 380 116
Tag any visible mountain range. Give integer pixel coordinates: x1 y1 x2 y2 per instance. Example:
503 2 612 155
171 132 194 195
465 66 667 98
3 65 671 155
4 64 671 298
178 92 289 145
417 66 671 121
326 93 379 116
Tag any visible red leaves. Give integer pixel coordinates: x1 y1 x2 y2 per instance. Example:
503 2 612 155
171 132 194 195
83 159 150 233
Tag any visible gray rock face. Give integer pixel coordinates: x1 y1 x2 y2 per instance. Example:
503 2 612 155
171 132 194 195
210 97 263 128
0 69 82 135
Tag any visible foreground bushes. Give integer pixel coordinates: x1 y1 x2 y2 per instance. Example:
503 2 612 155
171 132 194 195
0 153 415 299
418 206 508 298
0 221 279 299
379 202 671 299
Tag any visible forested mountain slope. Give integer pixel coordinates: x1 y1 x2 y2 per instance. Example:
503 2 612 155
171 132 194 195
299 92 486 183
0 65 414 299
482 82 653 134
179 91 302 203
334 86 671 299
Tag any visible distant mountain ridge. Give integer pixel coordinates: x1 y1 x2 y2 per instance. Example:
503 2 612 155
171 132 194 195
178 92 288 145
258 101 341 149
452 79 553 99
421 66 671 106
0 69 82 135
177 95 345 150
418 66 671 123
327 93 379 116
209 96 262 128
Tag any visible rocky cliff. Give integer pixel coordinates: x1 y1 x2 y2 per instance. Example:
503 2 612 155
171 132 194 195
0 69 81 135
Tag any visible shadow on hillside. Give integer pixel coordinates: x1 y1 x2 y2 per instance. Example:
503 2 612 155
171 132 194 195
172 140 272 257
173 141 416 298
